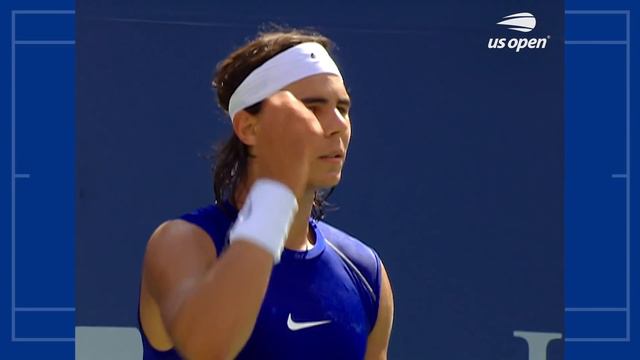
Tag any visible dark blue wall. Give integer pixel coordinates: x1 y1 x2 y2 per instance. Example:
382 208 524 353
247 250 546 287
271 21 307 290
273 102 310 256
77 1 564 358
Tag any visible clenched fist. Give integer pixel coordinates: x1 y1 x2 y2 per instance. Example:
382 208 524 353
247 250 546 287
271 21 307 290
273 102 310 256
251 91 324 199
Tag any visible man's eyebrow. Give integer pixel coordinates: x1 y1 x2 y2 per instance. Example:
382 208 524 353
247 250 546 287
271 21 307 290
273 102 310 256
300 97 351 107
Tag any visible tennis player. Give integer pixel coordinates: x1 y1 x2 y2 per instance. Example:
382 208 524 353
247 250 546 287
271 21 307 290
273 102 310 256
137 29 394 359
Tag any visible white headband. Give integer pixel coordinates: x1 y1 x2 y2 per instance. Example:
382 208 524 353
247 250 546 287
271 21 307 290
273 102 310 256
228 42 342 121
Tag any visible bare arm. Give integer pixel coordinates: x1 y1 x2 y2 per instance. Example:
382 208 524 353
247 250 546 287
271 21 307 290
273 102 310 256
143 219 275 359
364 262 395 360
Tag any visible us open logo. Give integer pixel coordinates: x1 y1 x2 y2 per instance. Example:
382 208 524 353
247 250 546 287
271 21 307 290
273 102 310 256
488 12 550 52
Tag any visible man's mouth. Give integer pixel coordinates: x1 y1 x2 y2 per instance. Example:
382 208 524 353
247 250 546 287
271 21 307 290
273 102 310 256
319 150 345 159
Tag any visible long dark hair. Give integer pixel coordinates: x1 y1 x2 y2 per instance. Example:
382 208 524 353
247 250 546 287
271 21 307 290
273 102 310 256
211 28 338 220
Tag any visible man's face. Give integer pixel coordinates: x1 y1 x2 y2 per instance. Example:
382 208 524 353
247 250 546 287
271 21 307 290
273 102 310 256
283 74 352 190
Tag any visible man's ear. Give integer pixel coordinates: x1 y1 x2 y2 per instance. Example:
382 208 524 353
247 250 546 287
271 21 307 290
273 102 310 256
232 110 258 146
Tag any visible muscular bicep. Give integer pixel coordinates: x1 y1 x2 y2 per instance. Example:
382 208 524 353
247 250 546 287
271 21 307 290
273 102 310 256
364 261 394 360
142 219 218 334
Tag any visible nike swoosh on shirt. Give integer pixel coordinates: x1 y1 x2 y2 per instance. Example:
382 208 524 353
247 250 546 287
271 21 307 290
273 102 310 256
287 313 331 331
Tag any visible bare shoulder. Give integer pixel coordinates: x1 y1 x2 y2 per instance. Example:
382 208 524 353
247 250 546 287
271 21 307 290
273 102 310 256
364 260 394 360
142 219 218 301
139 219 220 350
145 219 216 256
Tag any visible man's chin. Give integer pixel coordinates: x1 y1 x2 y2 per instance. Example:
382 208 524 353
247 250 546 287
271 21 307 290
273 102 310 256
311 174 342 190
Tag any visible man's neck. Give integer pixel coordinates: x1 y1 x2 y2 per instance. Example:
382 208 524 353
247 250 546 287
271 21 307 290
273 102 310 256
284 191 316 251
234 179 316 252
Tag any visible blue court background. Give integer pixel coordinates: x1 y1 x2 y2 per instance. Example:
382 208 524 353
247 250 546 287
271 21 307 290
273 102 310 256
564 2 639 359
0 0 636 359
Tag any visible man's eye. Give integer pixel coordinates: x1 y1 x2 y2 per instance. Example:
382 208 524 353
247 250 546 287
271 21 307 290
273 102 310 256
337 106 349 116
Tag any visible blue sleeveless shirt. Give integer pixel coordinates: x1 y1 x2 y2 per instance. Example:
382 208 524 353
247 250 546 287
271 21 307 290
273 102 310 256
139 201 382 359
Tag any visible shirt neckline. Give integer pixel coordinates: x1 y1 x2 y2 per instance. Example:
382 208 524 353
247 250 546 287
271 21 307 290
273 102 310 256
221 200 326 261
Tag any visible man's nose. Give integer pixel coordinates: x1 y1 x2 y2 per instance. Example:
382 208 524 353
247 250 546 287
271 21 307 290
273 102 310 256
322 108 349 137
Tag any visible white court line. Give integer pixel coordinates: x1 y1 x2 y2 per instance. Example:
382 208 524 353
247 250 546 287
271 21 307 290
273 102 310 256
565 10 629 15
15 307 75 312
564 9 632 343
12 338 74 342
10 9 76 343
624 9 631 343
565 337 629 342
565 41 627 45
565 307 627 312
11 10 16 342
14 40 75 45
12 10 74 15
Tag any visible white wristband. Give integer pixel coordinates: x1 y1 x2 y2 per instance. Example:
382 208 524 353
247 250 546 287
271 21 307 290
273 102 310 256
228 179 299 264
